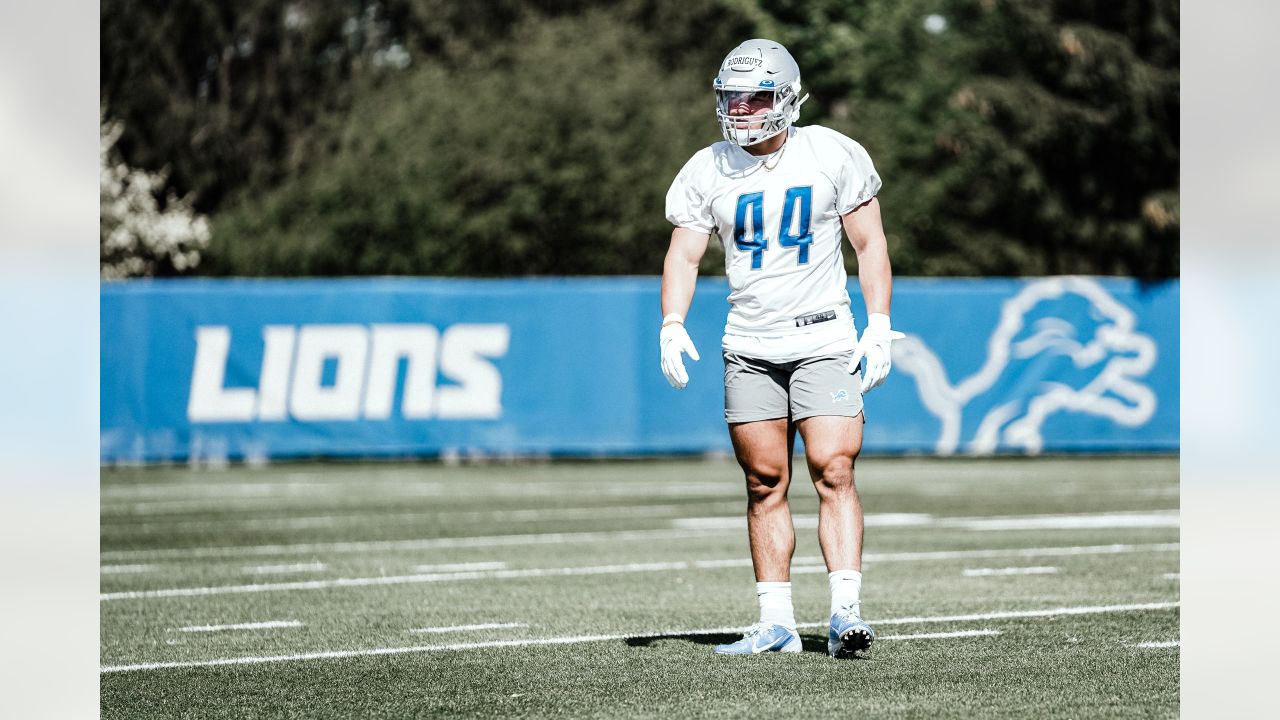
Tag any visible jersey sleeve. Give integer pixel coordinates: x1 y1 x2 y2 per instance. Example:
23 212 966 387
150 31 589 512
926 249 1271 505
827 131 883 215
664 154 716 233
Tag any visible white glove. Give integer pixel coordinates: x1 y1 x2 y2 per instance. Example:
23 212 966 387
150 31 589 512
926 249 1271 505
848 313 906 393
659 314 700 389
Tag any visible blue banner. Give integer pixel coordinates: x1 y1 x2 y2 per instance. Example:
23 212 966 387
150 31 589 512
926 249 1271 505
100 277 1178 462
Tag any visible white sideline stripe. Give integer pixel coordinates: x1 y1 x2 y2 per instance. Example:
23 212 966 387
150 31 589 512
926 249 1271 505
177 620 302 633
102 482 340 500
98 543 1178 601
106 504 742 534
790 566 843 575
101 562 696 600
408 622 527 634
962 566 1058 577
673 510 1178 532
100 602 1173 673
952 512 1178 530
243 562 327 575
100 528 726 562
800 601 1178 628
101 483 738 514
103 498 419 516
101 564 158 575
101 634 623 673
865 513 937 526
880 629 1000 641
100 509 1182 562
412 562 507 573
865 542 1179 563
101 480 735 501
1132 640 1179 648
673 513 932 530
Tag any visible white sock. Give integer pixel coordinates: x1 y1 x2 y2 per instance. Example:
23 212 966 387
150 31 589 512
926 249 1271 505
756 581 796 630
829 569 863 615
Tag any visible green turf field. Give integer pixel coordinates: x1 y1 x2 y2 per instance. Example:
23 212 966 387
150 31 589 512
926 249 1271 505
100 456 1179 718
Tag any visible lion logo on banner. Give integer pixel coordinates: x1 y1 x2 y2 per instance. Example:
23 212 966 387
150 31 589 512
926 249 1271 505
893 277 1158 455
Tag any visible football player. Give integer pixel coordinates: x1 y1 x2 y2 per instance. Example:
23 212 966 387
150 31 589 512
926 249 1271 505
660 39 904 658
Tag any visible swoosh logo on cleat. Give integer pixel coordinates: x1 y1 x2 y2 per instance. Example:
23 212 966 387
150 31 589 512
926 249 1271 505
750 633 786 652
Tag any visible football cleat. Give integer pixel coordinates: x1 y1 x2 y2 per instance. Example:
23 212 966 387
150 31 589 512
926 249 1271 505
828 609 875 658
714 622 802 655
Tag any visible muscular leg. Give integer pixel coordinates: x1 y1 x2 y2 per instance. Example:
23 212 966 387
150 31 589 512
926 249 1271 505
795 413 865 572
728 418 796 581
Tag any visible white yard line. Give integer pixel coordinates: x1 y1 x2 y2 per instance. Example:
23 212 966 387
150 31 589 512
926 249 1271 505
829 601 1178 627
673 513 933 530
103 498 373 516
101 507 1181 562
243 562 327 575
177 620 302 633
674 510 1178 532
1132 640 1179 648
865 543 1179 562
106 503 745 534
101 562 697 600
864 513 938 526
412 561 508 572
101 602 1174 673
949 512 1178 530
408 622 528 634
962 566 1059 577
100 564 158 575
879 629 1001 641
99 543 1178 602
103 478 671 502
102 482 340 500
102 634 624 673
100 528 726 563
101 483 738 514
1162 573 1179 580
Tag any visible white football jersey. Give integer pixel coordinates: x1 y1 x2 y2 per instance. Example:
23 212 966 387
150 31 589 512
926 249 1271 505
666 125 882 361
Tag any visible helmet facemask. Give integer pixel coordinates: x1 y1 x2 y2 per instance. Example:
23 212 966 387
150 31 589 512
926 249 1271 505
715 83 800 146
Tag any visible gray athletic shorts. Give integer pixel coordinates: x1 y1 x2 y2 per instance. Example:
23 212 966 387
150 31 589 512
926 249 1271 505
723 351 865 423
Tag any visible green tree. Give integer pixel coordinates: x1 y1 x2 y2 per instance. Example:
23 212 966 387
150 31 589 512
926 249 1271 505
103 0 1178 278
752 0 1178 277
204 8 743 276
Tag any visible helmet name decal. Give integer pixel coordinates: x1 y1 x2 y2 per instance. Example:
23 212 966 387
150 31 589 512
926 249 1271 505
726 56 763 70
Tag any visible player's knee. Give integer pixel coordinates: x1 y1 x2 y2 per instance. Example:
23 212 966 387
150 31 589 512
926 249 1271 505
812 454 854 493
747 483 787 512
744 463 787 503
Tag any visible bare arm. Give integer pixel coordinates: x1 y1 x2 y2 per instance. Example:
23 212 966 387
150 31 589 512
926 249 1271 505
841 197 893 316
661 227 711 320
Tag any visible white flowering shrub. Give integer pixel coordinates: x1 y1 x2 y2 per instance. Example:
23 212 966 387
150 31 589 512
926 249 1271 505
100 112 210 279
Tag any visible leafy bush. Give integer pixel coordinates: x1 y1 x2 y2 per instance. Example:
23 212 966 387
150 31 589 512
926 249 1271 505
100 111 210 278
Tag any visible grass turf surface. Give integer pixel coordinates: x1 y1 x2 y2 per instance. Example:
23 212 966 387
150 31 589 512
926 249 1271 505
101 457 1179 718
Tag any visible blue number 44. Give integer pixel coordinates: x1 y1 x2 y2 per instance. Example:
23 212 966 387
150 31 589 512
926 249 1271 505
734 187 813 269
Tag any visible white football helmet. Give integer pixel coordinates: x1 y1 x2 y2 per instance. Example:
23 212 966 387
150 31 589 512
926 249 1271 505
714 39 809 146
